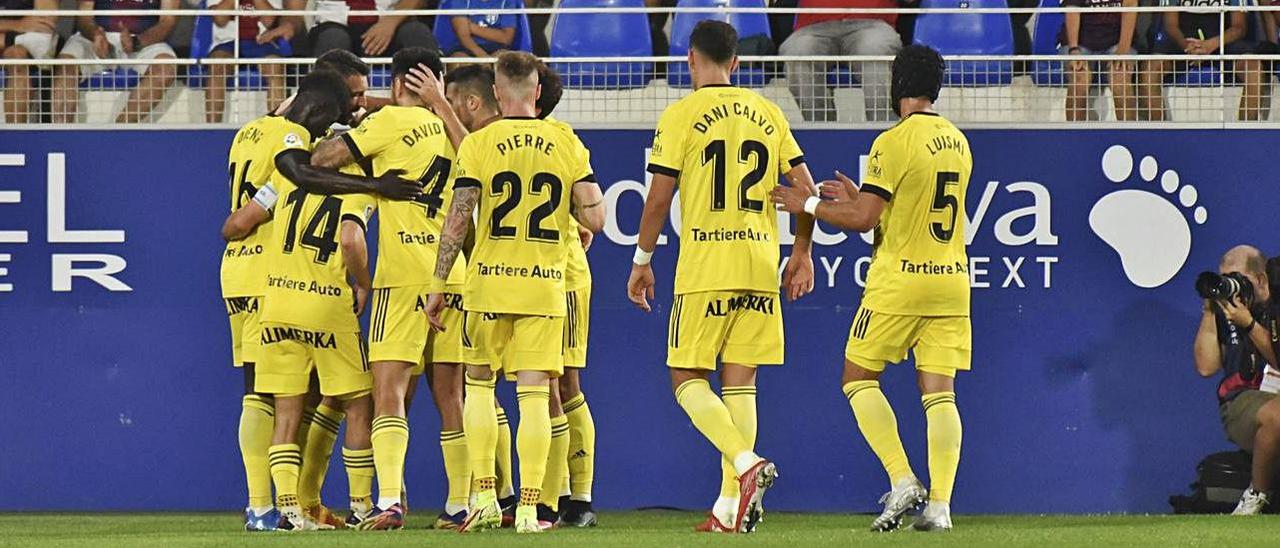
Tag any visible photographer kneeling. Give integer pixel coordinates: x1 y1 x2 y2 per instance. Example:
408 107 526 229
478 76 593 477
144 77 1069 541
1195 245 1280 515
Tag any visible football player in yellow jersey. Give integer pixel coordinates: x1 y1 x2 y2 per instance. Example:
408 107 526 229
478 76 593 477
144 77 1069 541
296 48 468 531
436 63 526 524
425 51 606 534
219 71 401 532
533 60 599 529
772 45 972 533
220 70 421 532
627 20 817 534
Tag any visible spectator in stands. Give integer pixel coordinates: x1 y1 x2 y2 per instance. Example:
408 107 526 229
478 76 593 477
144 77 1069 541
1061 0 1138 121
1 0 56 123
527 0 551 55
1139 1 1267 121
51 0 180 123
205 0 301 122
309 0 437 58
441 0 516 56
646 0 673 56
779 0 903 122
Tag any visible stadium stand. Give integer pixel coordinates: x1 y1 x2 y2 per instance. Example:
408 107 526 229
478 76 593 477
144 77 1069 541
2 1 1278 124
549 0 655 89
666 0 772 88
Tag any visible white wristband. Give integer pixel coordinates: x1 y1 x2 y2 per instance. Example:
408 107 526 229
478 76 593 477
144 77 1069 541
251 183 279 211
633 247 654 266
802 196 821 216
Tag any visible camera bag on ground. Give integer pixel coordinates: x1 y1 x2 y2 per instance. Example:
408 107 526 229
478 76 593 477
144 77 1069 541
1169 450 1280 514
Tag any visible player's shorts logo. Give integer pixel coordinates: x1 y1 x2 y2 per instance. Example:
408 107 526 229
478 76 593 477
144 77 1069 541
1089 145 1208 288
703 294 775 317
261 325 338 348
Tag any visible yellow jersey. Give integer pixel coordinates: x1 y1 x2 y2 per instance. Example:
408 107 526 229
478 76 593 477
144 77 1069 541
646 85 804 295
860 112 972 317
220 115 310 298
547 116 592 291
453 117 594 316
260 174 379 333
343 105 466 289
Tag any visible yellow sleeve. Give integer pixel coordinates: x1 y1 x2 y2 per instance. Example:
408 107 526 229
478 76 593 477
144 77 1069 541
861 132 901 202
342 111 397 162
339 193 378 232
571 134 595 183
453 135 481 190
274 123 311 159
774 107 805 174
645 104 686 177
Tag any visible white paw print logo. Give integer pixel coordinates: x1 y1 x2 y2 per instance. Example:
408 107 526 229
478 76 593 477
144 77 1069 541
1089 145 1208 289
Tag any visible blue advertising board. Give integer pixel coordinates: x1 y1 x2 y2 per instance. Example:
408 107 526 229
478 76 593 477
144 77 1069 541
0 129 1275 513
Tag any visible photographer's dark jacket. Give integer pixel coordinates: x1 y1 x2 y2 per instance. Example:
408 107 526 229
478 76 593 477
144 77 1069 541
1217 304 1278 404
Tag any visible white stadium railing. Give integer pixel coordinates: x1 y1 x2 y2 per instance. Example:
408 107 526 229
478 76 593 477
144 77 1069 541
1 5 1277 129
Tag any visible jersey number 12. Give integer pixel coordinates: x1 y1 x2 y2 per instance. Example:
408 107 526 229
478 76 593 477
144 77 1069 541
703 139 768 213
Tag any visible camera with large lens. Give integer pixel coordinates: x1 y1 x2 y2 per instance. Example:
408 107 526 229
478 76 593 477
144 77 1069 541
1196 271 1255 305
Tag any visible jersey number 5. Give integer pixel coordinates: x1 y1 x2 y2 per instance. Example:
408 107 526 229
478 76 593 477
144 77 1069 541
282 190 342 264
489 171 563 243
930 171 960 243
703 139 768 213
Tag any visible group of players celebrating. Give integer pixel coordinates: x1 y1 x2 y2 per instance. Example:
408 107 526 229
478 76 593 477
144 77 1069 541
219 17 974 535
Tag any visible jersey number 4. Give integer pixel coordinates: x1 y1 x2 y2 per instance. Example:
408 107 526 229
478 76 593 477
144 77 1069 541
930 171 960 243
489 171 563 243
282 190 341 264
703 139 768 213
414 155 452 218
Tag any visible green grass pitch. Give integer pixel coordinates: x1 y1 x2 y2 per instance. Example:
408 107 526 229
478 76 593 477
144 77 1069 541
5 511 1280 547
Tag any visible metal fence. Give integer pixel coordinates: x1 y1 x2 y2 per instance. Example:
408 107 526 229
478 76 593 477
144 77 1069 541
2 5 1278 128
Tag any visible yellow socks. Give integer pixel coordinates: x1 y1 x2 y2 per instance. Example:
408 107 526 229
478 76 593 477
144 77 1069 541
715 385 757 522
440 430 469 513
495 405 515 499
844 380 914 484
239 395 275 511
923 392 962 503
297 403 344 508
563 393 595 502
540 415 571 510
342 447 374 513
515 386 551 505
675 379 753 466
464 376 498 488
268 443 302 514
370 414 409 509
716 384 752 496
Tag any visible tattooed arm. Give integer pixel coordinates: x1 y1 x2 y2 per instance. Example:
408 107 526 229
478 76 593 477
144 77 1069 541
425 185 480 332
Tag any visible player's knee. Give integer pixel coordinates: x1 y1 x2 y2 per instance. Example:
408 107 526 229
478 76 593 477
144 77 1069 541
1258 402 1280 431
3 46 29 59
842 359 881 383
558 374 582 400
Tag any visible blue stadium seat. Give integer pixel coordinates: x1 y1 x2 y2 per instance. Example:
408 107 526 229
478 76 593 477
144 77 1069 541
1030 0 1065 86
667 0 771 87
188 1 293 90
549 0 654 89
434 0 535 54
912 0 1014 86
81 68 141 90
